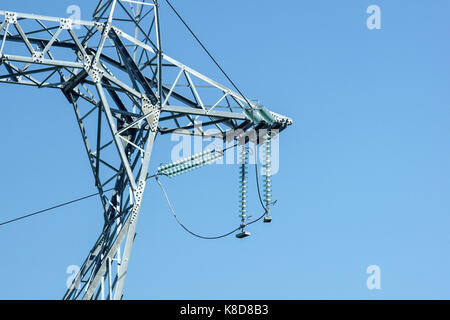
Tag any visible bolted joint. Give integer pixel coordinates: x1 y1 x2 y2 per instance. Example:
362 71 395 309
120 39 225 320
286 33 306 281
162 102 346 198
85 60 104 84
149 109 161 133
112 27 122 37
83 57 93 71
59 18 73 30
98 23 112 36
141 95 153 114
32 51 44 64
88 68 104 84
5 12 17 24
142 95 160 132
130 180 146 224
94 22 104 33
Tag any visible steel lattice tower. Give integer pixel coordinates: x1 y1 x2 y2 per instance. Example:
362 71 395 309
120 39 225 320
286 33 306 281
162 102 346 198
0 0 292 300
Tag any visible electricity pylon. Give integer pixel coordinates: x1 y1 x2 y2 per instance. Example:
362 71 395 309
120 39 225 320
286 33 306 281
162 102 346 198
0 0 292 300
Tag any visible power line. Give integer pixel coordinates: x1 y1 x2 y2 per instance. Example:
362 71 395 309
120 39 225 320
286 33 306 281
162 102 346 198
0 188 114 227
1 1 273 231
164 0 256 109
165 0 270 213
156 175 265 240
0 174 161 227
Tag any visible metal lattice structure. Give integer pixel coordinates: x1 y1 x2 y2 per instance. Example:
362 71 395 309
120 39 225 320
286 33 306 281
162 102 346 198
0 0 292 300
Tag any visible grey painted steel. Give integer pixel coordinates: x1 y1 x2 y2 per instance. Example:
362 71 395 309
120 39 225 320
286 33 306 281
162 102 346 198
0 0 292 300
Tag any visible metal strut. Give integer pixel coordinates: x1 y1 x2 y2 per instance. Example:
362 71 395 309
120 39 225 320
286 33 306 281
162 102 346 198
0 0 292 299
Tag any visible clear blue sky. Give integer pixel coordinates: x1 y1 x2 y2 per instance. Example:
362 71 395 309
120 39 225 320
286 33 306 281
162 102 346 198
1 0 450 299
